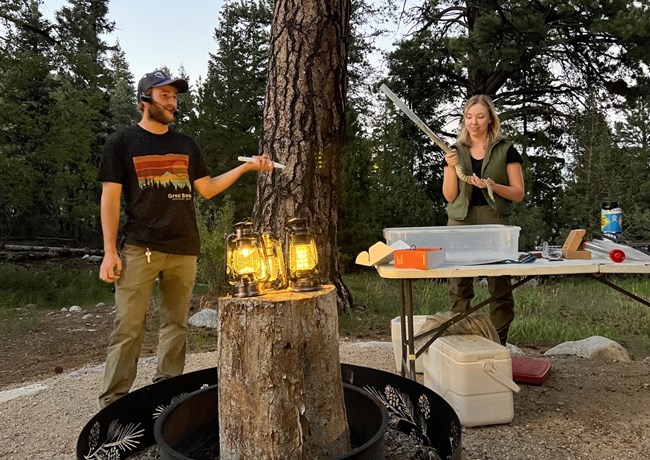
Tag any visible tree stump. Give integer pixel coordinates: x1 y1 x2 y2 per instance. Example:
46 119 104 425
218 285 351 459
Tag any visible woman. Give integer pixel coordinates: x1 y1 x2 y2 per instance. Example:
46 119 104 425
442 94 525 345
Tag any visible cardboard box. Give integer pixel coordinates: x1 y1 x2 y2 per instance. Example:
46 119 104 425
355 240 410 266
394 247 445 269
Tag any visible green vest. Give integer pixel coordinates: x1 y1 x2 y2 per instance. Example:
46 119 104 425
446 138 514 221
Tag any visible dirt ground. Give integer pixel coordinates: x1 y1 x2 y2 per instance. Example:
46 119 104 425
0 297 220 388
1 262 650 459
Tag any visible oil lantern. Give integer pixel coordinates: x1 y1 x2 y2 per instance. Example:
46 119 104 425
285 217 320 292
261 231 287 290
225 220 268 297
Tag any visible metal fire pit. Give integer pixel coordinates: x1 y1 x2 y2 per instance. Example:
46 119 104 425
77 364 461 459
341 364 462 459
154 383 388 460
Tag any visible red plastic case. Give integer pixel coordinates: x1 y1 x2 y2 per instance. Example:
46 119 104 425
512 357 552 385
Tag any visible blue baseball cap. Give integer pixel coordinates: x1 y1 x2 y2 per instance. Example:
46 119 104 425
137 70 188 101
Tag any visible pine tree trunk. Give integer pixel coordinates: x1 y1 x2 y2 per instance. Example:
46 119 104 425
252 0 353 313
217 286 350 459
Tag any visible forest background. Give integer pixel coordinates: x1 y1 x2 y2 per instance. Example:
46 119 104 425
1 0 650 286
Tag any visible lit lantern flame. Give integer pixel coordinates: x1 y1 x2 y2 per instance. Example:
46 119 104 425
231 245 262 276
285 217 320 292
262 232 286 290
226 220 268 297
291 242 317 273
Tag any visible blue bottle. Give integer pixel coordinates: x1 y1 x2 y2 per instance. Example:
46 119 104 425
601 201 622 238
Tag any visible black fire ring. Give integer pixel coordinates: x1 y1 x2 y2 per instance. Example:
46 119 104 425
153 383 389 460
77 364 461 460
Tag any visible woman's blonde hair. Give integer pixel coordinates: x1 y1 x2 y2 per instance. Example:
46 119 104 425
457 94 501 147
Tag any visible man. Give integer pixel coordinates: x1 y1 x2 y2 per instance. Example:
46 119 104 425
97 69 273 408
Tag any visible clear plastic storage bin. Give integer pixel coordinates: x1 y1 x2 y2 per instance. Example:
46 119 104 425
383 225 520 264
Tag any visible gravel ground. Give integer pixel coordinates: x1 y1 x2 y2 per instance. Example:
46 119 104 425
1 340 649 460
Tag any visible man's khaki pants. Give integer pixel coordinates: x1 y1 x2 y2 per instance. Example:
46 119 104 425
448 205 514 345
99 244 197 408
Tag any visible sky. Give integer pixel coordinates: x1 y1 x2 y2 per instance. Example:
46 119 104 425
41 1 411 86
42 0 225 83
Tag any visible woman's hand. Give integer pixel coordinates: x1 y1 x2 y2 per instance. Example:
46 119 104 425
444 149 459 168
471 174 492 189
442 148 461 202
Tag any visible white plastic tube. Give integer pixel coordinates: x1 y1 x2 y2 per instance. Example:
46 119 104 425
584 239 650 262
583 242 625 263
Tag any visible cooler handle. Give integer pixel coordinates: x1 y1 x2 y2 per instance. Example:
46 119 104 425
483 361 521 393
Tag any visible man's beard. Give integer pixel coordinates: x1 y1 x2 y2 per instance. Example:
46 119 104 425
148 103 175 125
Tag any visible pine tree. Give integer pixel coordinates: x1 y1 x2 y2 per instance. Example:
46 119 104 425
107 41 139 131
191 0 272 221
48 0 115 242
558 97 614 235
0 0 58 238
611 97 650 241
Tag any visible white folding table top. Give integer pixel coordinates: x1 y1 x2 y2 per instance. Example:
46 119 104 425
376 256 650 279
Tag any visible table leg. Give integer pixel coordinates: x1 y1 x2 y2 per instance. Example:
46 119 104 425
398 279 416 379
404 279 416 379
591 274 650 308
398 280 407 378
414 276 536 359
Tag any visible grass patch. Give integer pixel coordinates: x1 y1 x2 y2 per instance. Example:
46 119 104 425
0 308 39 334
0 263 115 310
2 262 649 357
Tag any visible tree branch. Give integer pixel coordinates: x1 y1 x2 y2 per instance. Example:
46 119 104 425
0 12 59 45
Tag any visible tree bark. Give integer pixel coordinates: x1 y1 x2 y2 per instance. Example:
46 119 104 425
218 285 350 459
252 0 353 313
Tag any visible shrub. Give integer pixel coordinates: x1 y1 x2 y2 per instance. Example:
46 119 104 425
196 194 235 295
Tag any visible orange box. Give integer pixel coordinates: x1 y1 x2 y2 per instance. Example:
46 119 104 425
394 248 445 269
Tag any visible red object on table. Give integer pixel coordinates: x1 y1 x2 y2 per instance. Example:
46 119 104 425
609 249 625 263
393 247 445 269
512 357 552 384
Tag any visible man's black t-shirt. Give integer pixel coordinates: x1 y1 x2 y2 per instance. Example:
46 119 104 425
98 125 210 256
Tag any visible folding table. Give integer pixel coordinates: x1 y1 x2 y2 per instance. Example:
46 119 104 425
376 258 650 380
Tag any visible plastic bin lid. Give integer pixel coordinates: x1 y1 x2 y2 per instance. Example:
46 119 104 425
434 335 510 362
512 357 552 385
383 224 520 232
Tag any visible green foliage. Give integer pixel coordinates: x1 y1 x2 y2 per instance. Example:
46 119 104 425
0 0 115 243
556 96 636 240
0 263 114 310
196 195 236 295
107 42 139 130
187 0 271 221
173 64 197 132
611 96 650 242
0 1 57 238
339 112 441 271
2 0 650 270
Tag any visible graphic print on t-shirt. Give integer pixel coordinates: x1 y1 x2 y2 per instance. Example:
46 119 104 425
133 153 191 192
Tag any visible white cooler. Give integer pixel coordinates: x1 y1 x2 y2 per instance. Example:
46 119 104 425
423 334 520 427
390 315 430 373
